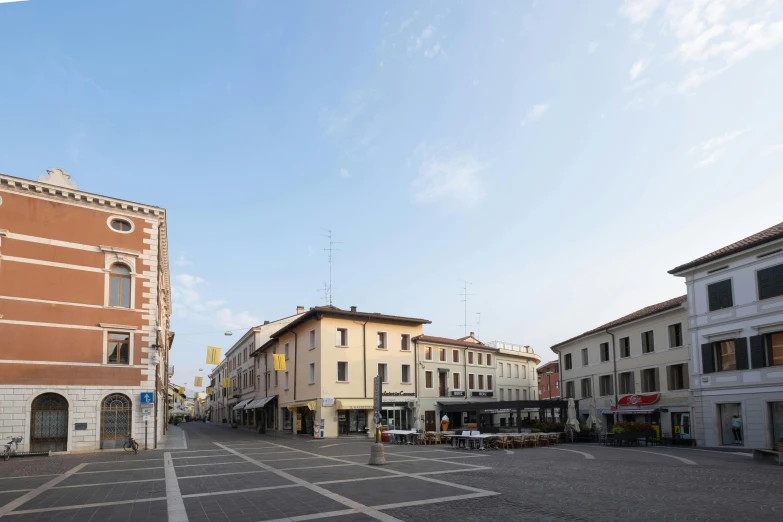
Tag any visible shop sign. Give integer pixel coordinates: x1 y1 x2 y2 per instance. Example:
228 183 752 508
450 390 466 397
471 391 494 398
382 391 416 397
618 393 659 406
321 398 335 407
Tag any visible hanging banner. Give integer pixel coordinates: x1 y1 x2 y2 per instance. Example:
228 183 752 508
206 346 221 365
206 387 213 395
194 376 203 387
177 386 185 395
222 377 231 388
273 354 287 371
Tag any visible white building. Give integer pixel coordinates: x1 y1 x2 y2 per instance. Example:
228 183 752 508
551 296 692 439
669 221 783 450
487 340 541 426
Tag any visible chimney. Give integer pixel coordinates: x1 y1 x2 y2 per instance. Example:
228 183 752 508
469 332 475 337
350 306 357 312
296 306 304 314
263 320 270 325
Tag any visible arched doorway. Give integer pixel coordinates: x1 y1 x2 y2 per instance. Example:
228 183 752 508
100 394 131 449
30 393 69 452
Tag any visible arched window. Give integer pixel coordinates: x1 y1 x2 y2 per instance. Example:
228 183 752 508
110 218 132 232
109 264 131 308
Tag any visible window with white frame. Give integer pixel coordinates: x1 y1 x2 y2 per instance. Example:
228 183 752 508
106 331 131 365
468 374 475 389
401 334 410 351
425 371 433 389
309 330 316 349
487 375 493 390
378 363 388 383
109 264 132 308
453 372 460 389
401 364 411 384
478 374 484 390
377 332 387 349
453 350 459 363
337 328 348 347
337 361 348 382
499 363 504 377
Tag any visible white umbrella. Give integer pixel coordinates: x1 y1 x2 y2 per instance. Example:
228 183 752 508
566 398 581 433
585 397 602 432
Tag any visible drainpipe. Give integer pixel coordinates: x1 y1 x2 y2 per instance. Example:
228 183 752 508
361 318 369 398
413 339 419 428
605 328 618 426
293 331 298 402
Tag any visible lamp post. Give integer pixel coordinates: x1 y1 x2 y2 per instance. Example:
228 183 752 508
545 372 553 421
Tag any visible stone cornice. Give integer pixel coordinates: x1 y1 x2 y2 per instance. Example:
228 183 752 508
0 173 165 217
100 245 142 256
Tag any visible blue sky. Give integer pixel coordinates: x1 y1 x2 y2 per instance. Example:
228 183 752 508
2 0 783 394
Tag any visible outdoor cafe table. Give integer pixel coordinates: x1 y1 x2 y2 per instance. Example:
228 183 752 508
386 430 417 444
443 433 496 450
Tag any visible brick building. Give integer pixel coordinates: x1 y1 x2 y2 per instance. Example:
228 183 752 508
537 360 561 400
0 168 172 452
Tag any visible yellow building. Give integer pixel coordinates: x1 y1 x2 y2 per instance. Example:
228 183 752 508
251 305 430 438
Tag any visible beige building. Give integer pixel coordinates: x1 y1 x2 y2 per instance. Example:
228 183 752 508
250 305 429 438
489 340 542 425
551 296 691 438
208 307 303 426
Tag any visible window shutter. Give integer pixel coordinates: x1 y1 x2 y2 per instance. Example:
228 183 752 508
701 343 715 374
749 335 766 369
735 337 749 370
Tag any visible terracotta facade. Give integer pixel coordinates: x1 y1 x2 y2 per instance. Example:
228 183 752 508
0 169 172 452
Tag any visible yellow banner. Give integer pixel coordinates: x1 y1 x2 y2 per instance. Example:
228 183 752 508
273 353 286 371
177 386 185 395
206 387 213 395
194 376 203 387
222 377 231 388
206 346 221 365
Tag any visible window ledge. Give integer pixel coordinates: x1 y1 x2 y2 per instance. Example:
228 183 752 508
336 381 350 384
99 323 138 330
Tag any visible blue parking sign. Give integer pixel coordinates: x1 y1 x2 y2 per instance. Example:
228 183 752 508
140 392 154 404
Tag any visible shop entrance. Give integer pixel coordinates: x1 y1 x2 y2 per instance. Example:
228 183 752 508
671 412 691 439
382 407 410 430
338 409 367 434
425 410 436 431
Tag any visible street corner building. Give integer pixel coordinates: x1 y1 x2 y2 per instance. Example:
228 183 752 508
0 168 173 453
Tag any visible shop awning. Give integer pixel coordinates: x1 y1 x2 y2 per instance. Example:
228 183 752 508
245 396 276 409
336 399 373 410
603 409 655 415
233 399 252 410
285 400 317 411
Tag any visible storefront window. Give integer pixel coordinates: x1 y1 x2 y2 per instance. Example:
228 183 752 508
771 402 783 448
338 410 367 434
719 403 743 445
283 409 292 431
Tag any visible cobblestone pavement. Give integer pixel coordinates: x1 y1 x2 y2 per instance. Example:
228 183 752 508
0 423 781 521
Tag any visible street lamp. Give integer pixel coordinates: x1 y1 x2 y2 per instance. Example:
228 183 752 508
545 372 553 422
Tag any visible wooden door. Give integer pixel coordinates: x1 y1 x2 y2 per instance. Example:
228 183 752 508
424 410 436 432
438 373 447 397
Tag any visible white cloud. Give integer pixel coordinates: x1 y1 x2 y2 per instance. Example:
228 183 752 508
398 10 419 33
172 273 258 330
339 168 351 178
622 0 783 92
520 103 550 126
762 143 783 155
629 58 649 80
696 149 725 167
691 128 748 167
587 40 600 54
411 154 487 208
176 274 204 290
173 254 192 267
620 0 663 24
215 309 261 331
415 25 436 48
424 42 441 58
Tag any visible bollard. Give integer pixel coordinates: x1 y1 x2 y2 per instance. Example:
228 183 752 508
368 442 386 465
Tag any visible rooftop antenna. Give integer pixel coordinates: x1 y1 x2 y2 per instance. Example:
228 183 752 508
322 230 342 306
459 280 474 336
476 312 481 340
318 282 329 304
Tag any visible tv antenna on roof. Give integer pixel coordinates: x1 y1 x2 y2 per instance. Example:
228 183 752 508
322 230 342 306
476 312 481 340
318 282 330 304
459 280 474 337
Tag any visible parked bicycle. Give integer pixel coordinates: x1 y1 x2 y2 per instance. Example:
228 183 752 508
123 434 139 454
3 436 23 461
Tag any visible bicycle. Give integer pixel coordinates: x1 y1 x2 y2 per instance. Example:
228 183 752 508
123 434 139 454
3 437 23 461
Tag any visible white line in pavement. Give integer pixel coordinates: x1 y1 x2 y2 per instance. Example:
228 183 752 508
164 451 189 522
619 449 697 465
0 463 87 517
77 466 164 474
54 478 164 489
318 444 345 449
216 443 403 522
0 490 31 495
0 474 57 482
178 470 268 480
311 467 493 486
543 448 595 460
262 508 359 522
372 491 498 511
278 463 357 471
181 483 299 498
6 497 166 515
